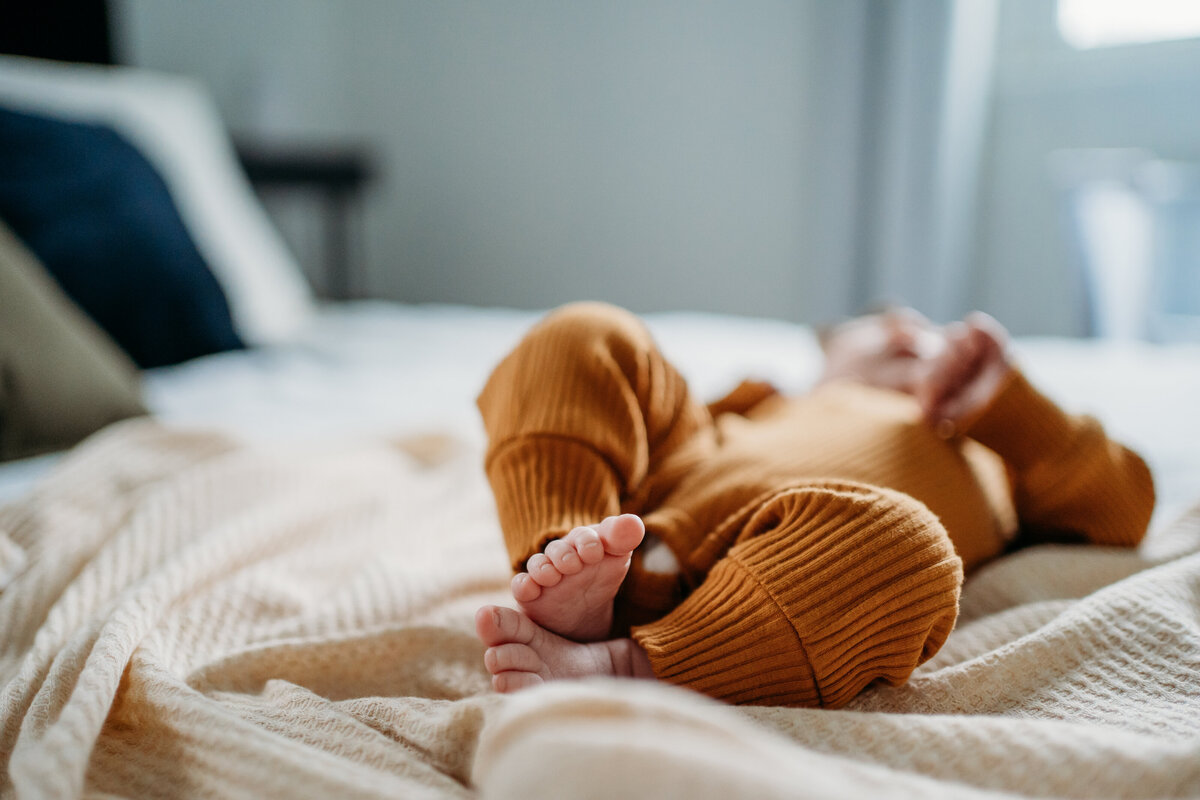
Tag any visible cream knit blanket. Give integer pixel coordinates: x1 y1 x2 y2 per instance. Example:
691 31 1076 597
2 420 1198 799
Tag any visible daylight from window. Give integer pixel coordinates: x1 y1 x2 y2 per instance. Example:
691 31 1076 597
1058 0 1200 48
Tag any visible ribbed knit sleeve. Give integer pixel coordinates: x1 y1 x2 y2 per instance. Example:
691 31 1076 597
484 438 623 571
477 303 706 570
963 370 1155 548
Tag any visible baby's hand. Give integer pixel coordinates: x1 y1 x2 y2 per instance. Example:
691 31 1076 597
916 312 1013 436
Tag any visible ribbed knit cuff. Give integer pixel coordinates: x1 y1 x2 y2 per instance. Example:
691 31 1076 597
633 483 962 708
632 558 821 707
486 436 621 571
735 531 960 709
963 370 1076 471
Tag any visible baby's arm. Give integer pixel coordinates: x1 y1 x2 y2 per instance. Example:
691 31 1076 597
962 369 1155 548
915 311 1153 547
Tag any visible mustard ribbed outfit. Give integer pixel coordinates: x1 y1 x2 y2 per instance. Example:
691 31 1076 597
477 303 1156 708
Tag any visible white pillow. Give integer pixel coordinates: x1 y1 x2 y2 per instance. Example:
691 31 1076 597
0 55 314 346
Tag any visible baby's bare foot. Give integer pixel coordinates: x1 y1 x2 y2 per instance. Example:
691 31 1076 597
918 311 1013 436
475 605 653 693
512 514 645 642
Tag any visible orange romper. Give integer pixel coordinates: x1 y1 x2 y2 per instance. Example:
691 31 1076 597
477 303 1155 708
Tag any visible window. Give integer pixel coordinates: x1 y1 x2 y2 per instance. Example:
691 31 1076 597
1058 0 1200 49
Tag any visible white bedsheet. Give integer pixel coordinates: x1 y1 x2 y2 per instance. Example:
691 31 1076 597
3 301 1197 525
139 301 822 442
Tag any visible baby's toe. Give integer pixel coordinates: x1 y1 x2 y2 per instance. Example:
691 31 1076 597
526 553 563 587
485 643 543 674
598 514 645 555
545 539 584 575
565 526 606 565
493 671 544 693
476 605 537 646
511 572 542 602
475 605 509 646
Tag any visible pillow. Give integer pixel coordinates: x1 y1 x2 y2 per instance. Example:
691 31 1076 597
0 55 314 348
0 218 147 462
0 106 244 367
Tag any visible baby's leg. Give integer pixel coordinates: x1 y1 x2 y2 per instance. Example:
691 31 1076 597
477 302 712 617
512 514 645 642
475 605 654 693
632 481 962 708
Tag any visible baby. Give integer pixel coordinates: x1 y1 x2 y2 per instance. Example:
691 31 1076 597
474 304 1153 706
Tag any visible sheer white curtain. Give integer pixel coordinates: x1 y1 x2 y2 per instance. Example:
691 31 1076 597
806 0 998 322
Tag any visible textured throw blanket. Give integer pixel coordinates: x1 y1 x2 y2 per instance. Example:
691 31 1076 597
2 420 1198 799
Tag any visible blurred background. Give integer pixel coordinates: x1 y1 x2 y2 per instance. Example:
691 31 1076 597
6 0 1200 338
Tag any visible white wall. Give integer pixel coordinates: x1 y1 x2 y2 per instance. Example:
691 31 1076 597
115 1 1200 335
116 0 860 323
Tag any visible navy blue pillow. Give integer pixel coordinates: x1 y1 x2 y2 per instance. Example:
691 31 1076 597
0 105 243 368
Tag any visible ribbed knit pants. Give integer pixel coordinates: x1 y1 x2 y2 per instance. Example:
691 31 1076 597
478 303 963 708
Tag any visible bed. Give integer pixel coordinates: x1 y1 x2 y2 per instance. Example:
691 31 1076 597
3 57 1200 800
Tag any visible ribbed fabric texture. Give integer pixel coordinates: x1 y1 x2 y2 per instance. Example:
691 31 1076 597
478 302 711 570
486 437 621 571
477 302 1156 708
636 482 961 707
964 370 1155 548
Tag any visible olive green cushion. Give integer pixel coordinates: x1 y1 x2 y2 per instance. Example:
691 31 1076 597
0 218 147 461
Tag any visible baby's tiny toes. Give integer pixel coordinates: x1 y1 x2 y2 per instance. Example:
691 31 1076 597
526 553 563 587
545 539 583 574
565 526 606 564
511 572 543 602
